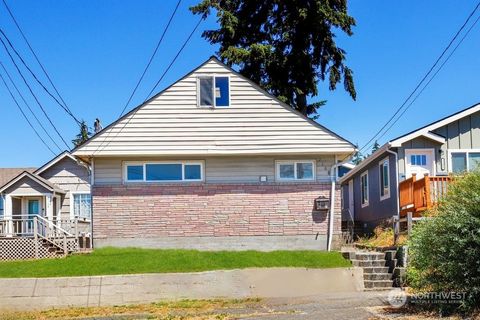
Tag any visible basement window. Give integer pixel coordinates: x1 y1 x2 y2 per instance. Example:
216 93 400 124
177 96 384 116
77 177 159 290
197 76 230 107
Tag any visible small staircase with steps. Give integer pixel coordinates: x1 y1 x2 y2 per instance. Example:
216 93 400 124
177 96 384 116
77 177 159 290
342 250 398 291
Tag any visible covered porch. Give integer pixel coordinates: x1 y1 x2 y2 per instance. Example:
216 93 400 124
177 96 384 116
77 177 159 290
0 171 91 260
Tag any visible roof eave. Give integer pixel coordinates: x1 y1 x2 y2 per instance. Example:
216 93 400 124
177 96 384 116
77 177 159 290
338 143 392 184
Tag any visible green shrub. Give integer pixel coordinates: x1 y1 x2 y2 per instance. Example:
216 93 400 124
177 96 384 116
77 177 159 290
408 171 480 313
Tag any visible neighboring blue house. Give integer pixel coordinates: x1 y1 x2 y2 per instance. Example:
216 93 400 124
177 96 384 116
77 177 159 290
340 102 480 232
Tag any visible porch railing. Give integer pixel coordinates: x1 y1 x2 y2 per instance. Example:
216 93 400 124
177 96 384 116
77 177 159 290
0 215 91 256
399 173 452 217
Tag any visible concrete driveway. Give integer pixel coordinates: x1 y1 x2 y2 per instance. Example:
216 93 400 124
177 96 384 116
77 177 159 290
227 291 390 320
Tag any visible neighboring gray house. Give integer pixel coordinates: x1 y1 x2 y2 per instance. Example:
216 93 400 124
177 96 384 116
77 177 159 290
72 56 355 251
340 102 480 231
0 152 91 260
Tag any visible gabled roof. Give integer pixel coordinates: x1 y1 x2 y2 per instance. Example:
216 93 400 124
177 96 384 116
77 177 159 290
0 171 65 194
339 102 480 184
0 168 36 187
338 143 391 184
34 151 82 175
389 102 480 147
73 56 355 157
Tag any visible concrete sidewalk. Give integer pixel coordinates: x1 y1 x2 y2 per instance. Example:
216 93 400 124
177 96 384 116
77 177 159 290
0 267 365 311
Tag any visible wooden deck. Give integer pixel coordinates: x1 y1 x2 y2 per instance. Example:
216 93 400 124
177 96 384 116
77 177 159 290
399 173 452 217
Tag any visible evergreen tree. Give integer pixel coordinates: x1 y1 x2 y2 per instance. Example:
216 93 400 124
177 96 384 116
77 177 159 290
371 140 380 153
351 143 363 165
191 0 356 117
72 120 91 147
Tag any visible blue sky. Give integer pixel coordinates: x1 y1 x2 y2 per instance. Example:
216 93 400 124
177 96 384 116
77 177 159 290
0 0 479 167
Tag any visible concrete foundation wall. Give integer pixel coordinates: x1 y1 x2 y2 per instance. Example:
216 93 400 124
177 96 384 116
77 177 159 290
92 183 342 250
0 268 364 311
94 234 343 251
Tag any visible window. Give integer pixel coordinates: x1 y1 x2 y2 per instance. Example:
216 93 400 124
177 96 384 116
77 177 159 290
0 197 3 218
451 153 467 173
360 172 369 207
146 164 182 181
197 76 230 107
276 161 315 181
124 162 203 182
450 150 480 173
127 165 144 181
73 193 91 220
379 158 390 200
410 155 427 166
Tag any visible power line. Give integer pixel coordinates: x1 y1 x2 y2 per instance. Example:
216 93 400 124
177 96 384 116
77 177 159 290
0 71 56 155
0 62 62 151
144 17 203 100
373 13 480 146
1 0 75 122
358 1 480 153
0 35 71 149
0 28 81 125
93 16 204 155
119 0 182 117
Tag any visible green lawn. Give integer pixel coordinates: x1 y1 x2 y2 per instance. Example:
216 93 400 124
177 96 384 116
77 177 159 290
0 247 351 278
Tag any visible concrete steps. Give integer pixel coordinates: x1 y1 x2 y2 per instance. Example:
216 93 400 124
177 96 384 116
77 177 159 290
342 250 396 291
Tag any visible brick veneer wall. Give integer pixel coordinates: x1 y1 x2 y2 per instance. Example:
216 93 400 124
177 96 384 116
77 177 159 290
92 183 341 242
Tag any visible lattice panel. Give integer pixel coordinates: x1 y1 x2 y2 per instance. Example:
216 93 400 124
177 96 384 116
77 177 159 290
52 238 79 253
0 238 66 261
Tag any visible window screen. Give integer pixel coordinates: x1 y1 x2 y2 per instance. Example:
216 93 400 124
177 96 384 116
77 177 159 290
199 77 214 106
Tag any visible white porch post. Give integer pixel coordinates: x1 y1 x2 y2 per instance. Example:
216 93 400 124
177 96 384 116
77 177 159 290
4 194 13 237
45 195 54 222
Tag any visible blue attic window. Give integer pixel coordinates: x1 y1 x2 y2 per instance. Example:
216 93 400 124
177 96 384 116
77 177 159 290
198 76 230 108
215 76 229 107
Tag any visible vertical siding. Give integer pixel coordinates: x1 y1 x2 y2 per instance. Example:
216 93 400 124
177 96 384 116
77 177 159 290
397 137 443 179
471 112 480 148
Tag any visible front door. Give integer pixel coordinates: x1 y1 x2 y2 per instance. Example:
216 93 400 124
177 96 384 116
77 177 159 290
405 149 435 179
28 200 39 219
26 199 40 234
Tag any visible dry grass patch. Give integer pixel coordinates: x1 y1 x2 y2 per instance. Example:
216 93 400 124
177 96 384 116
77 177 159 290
0 298 265 320
357 226 407 249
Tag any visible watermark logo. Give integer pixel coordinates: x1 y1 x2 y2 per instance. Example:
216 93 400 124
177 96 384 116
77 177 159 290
388 289 407 308
387 289 466 308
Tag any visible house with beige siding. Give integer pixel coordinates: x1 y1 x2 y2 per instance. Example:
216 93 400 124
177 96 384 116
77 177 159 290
73 56 355 251
340 102 480 233
0 152 91 260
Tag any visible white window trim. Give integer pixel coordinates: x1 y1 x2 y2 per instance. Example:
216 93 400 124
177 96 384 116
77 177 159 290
447 149 480 173
360 171 369 208
275 160 316 182
379 157 390 201
196 74 231 108
69 191 92 220
123 161 205 183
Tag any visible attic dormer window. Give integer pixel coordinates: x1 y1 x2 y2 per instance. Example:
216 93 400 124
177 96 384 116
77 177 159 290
198 76 229 108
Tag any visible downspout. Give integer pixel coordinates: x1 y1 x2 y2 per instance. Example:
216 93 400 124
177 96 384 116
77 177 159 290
385 147 400 242
327 158 352 251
